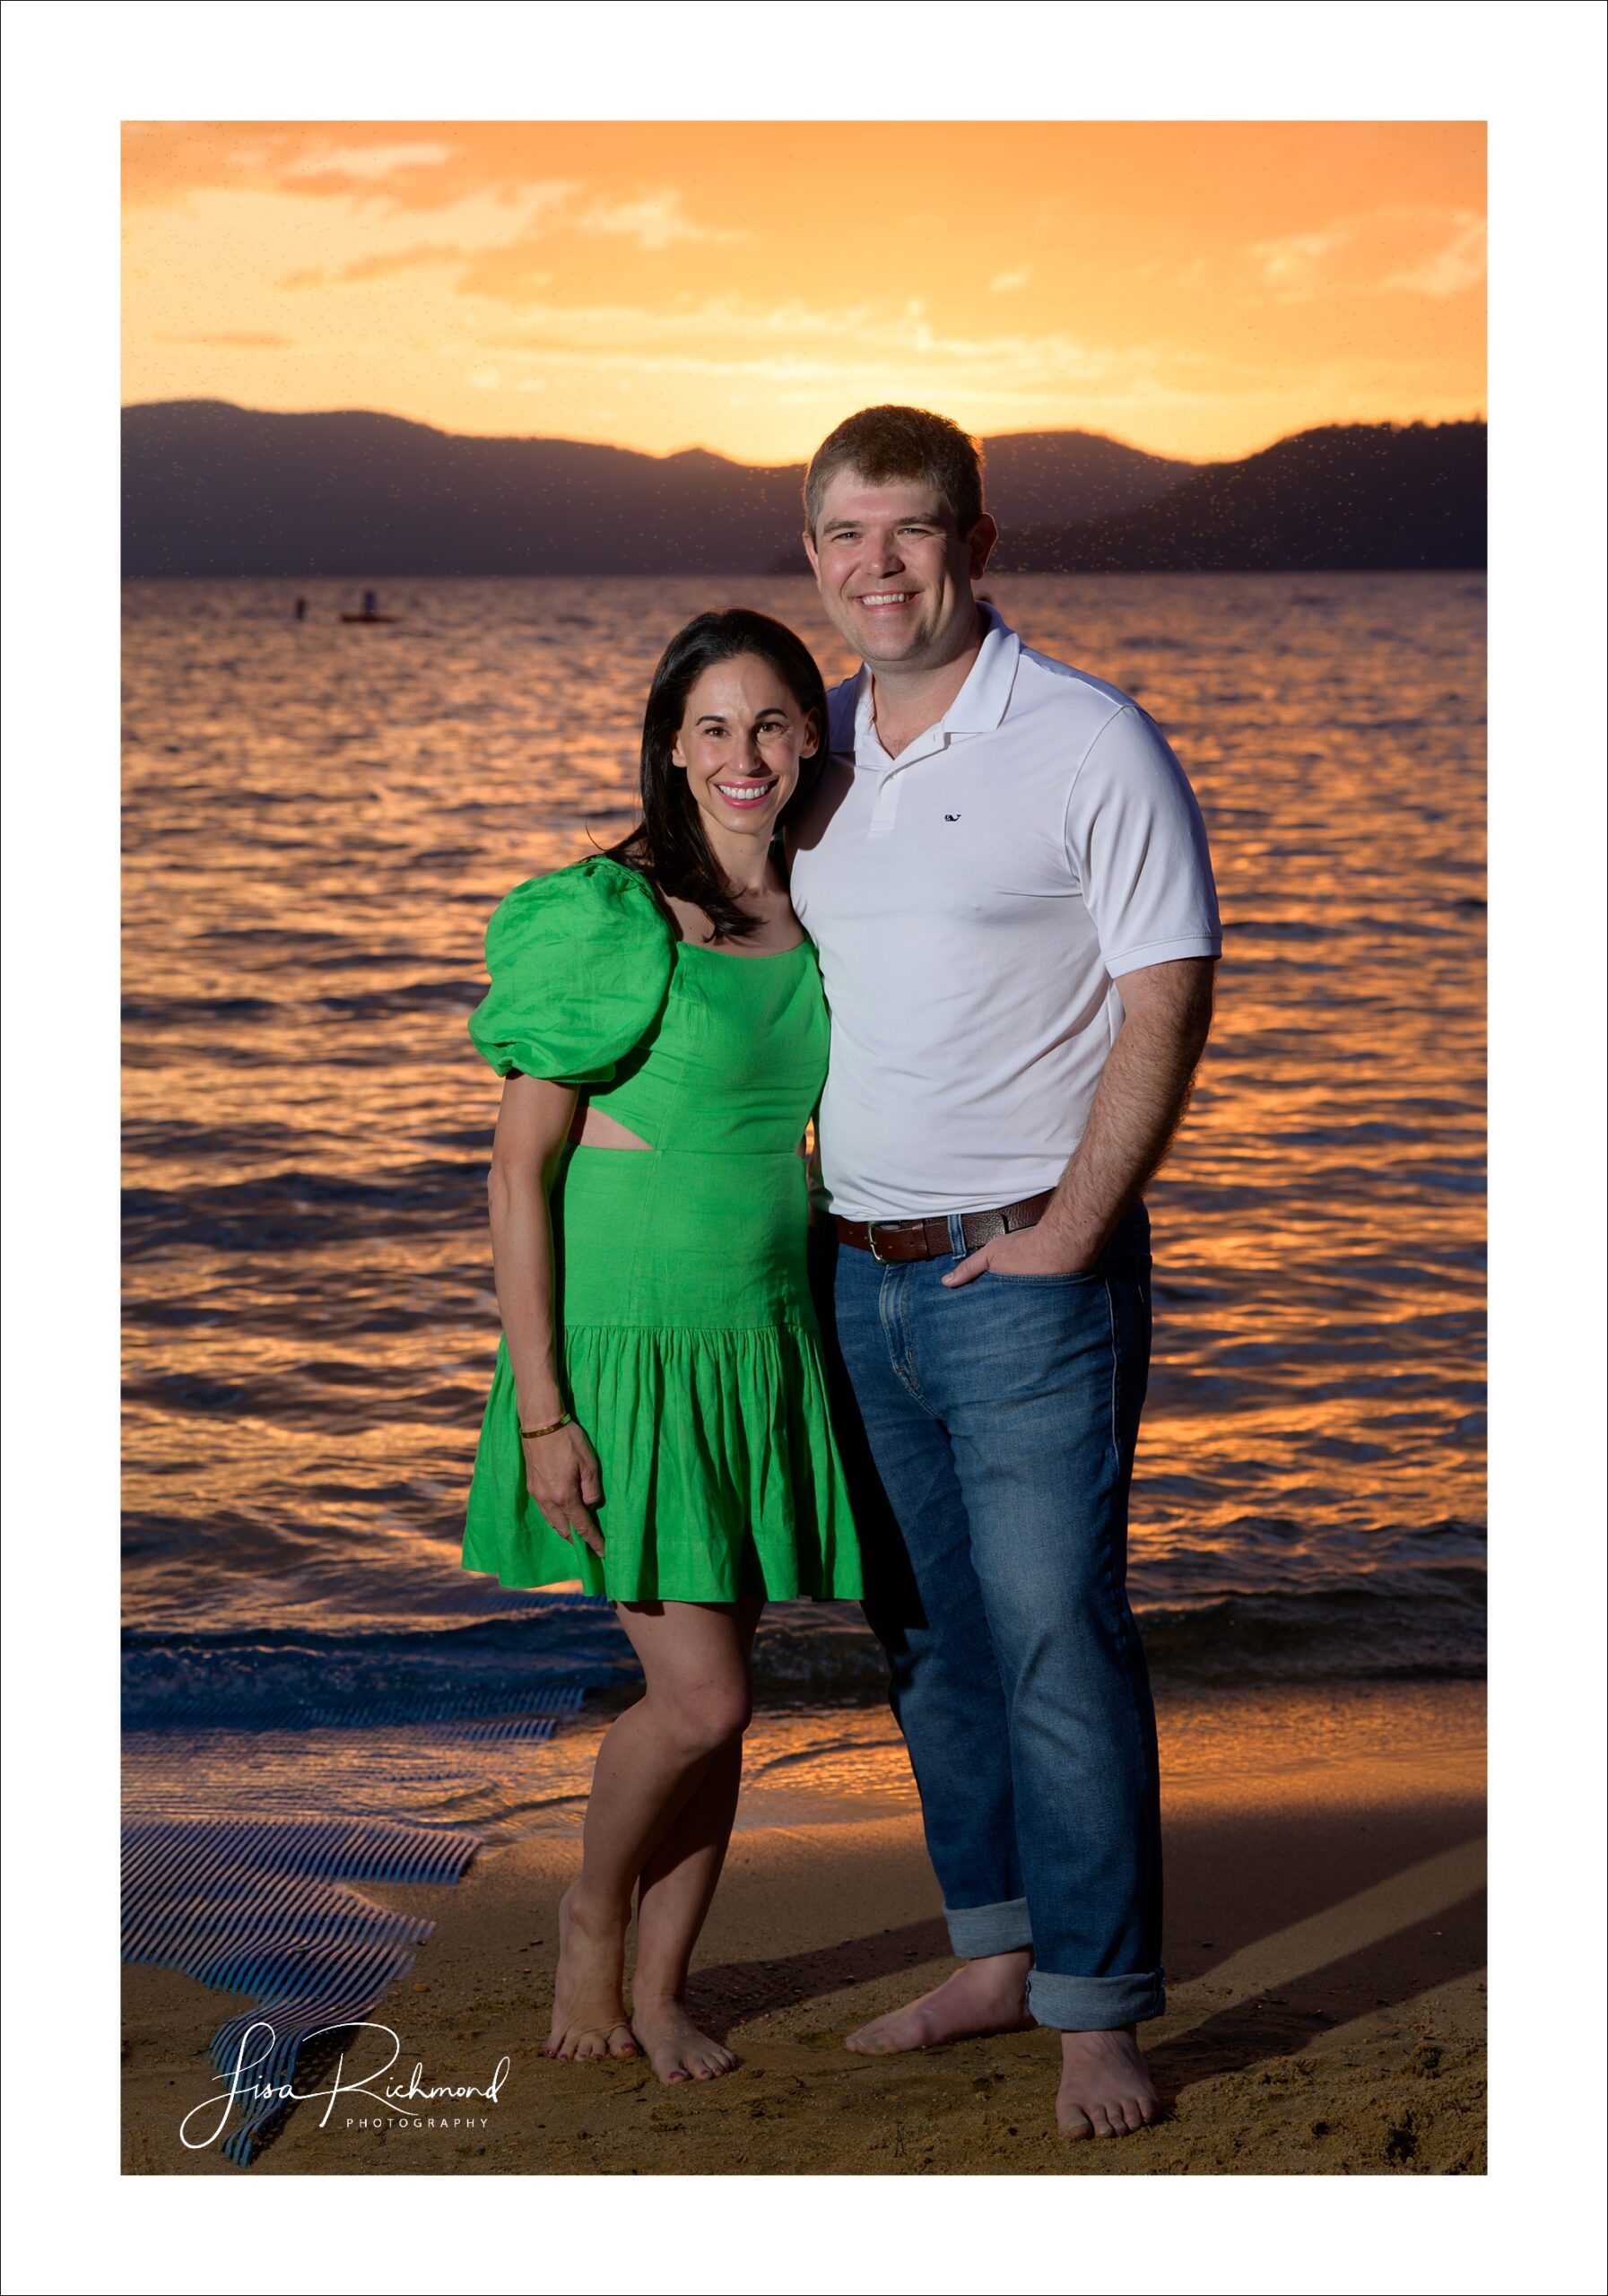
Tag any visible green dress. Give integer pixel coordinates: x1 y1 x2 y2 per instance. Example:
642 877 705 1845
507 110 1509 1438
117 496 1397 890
461 854 864 1603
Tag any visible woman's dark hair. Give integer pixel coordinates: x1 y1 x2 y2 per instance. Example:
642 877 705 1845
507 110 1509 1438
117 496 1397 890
604 608 828 943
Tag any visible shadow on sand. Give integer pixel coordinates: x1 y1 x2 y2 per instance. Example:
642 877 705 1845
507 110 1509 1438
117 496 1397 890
682 1796 1486 2109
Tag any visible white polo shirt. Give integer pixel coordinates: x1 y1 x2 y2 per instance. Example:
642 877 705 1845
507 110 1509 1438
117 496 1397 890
789 602 1221 1222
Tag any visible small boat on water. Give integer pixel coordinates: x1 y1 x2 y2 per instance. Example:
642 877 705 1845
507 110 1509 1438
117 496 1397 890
340 589 397 625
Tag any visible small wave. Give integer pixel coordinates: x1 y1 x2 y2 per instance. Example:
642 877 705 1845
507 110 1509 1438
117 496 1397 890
313 979 482 1018
122 996 279 1025
121 1605 633 1729
123 1161 484 1259
1137 1566 1486 1683
122 1548 1485 1730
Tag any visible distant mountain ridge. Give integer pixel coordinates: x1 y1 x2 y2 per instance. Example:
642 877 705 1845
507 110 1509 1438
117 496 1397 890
992 421 1486 573
122 402 1485 577
121 402 1194 578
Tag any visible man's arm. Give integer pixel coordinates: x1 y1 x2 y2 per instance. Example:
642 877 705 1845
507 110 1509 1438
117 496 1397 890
942 956 1216 1286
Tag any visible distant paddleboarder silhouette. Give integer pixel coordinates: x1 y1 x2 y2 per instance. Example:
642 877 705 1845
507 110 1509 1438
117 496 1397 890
341 589 396 625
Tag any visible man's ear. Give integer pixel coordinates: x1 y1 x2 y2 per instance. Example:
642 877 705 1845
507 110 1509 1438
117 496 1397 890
802 526 821 578
968 514 999 580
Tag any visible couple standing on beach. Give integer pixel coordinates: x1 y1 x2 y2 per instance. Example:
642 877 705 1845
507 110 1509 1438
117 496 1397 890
461 404 1222 2141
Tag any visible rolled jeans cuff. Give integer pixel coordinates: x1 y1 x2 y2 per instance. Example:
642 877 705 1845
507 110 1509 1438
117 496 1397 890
1026 1966 1167 2030
943 1896 1034 1959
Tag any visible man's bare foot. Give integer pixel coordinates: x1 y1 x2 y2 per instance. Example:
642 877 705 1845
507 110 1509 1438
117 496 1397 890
844 1951 1033 2056
544 1885 639 2062
1056 2025 1159 2138
630 1996 738 2084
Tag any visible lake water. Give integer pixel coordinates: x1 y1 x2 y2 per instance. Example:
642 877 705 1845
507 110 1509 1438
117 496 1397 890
123 570 1486 1752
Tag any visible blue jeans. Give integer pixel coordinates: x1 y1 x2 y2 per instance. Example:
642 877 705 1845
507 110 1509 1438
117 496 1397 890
814 1200 1164 2030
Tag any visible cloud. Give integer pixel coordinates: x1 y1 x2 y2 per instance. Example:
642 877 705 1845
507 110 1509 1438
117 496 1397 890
468 294 881 356
989 267 1031 292
1380 212 1486 299
282 141 456 181
282 244 508 290
570 191 743 250
125 126 741 262
442 291 1310 423
1244 205 1487 306
1247 227 1352 305
154 330 293 348
275 182 579 290
277 184 738 292
123 124 482 211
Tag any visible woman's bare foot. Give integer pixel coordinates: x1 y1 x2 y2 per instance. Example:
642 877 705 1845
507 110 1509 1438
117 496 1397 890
630 1996 739 2084
844 1950 1033 2055
544 1885 639 2062
1056 2026 1159 2138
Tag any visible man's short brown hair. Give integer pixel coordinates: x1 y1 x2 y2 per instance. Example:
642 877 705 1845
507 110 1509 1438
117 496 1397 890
804 404 986 540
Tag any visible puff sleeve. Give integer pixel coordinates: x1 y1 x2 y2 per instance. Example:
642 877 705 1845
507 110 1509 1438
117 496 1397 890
467 857 675 1084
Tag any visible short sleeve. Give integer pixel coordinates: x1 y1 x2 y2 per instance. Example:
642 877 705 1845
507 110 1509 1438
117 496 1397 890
1063 704 1222 979
467 857 675 1084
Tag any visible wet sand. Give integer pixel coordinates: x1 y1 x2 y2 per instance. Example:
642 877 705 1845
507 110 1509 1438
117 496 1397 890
122 1683 1486 2176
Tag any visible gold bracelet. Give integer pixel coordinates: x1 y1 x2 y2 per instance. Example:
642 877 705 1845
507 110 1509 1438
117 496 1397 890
518 1411 573 1440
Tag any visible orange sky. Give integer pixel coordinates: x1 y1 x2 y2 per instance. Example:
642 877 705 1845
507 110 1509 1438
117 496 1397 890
122 120 1485 467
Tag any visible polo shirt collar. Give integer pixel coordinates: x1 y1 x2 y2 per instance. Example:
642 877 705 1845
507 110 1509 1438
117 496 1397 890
847 600 1021 761
944 601 1021 732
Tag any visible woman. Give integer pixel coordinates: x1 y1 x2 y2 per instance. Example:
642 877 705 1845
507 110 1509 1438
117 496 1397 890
461 608 863 2086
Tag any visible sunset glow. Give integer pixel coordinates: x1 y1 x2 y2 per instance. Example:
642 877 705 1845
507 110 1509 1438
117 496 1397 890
122 119 1485 465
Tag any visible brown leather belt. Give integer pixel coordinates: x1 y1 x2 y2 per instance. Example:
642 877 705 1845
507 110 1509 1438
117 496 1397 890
832 1189 1056 1264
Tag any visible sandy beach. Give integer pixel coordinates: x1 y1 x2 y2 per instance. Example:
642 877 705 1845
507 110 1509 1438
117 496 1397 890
122 1681 1485 2176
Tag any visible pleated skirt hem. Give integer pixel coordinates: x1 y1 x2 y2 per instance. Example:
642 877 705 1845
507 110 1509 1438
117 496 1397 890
461 1317 865 1605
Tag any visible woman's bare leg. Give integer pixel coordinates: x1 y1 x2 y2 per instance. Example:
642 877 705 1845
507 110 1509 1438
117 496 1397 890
545 1597 755 2064
630 1596 762 2080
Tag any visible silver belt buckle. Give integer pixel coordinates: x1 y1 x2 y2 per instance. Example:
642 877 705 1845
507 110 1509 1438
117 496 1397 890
866 1220 900 1265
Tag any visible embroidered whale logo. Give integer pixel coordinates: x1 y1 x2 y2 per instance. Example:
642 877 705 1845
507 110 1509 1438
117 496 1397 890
943 813 961 822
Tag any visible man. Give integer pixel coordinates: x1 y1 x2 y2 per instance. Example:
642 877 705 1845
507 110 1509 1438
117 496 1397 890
787 404 1221 2140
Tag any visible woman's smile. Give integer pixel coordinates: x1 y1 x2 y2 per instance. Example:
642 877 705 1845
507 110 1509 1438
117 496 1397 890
713 775 778 808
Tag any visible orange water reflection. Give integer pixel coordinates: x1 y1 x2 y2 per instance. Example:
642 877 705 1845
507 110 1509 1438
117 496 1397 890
122 572 1484 1658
